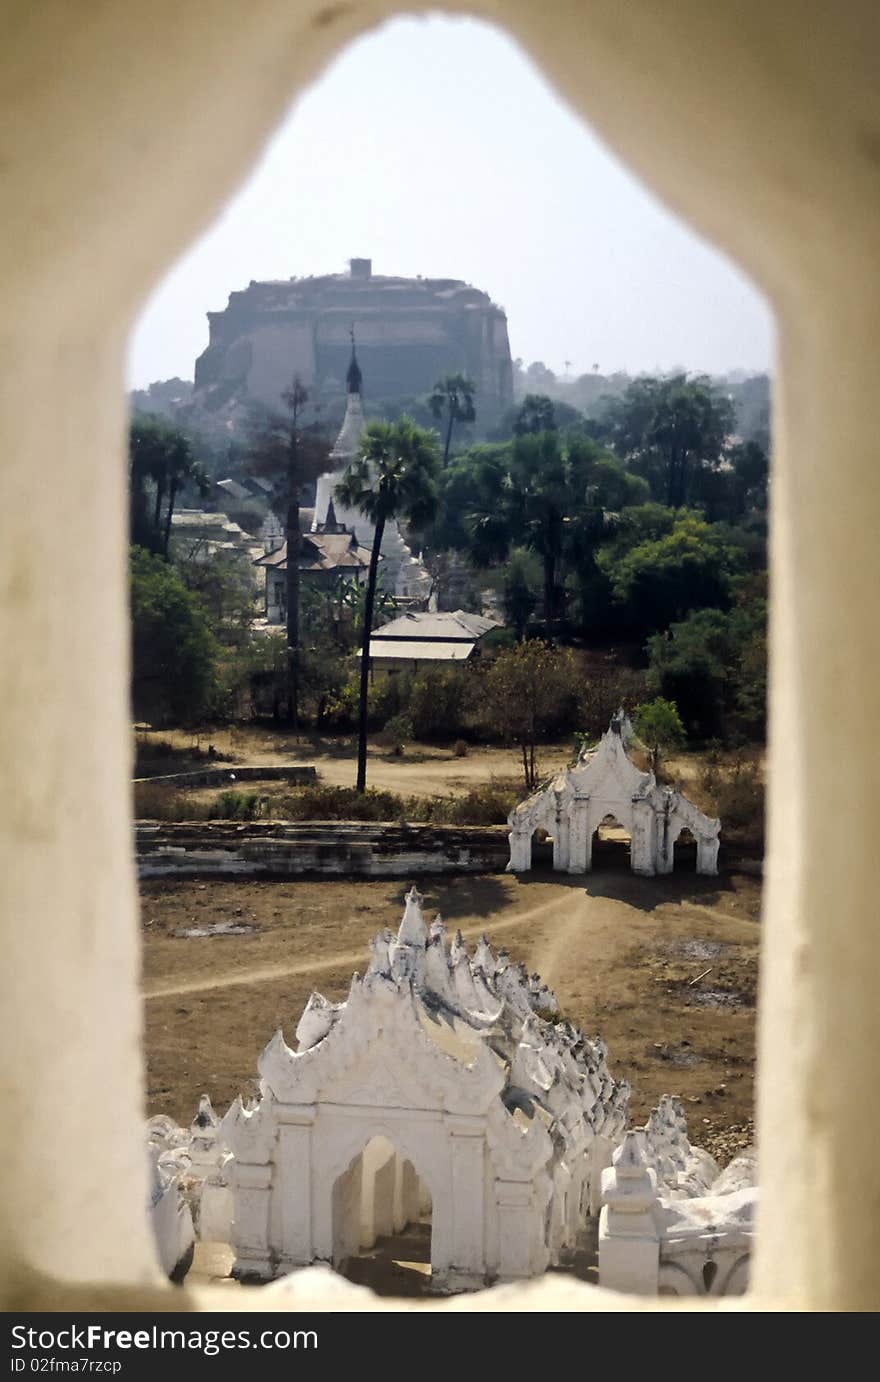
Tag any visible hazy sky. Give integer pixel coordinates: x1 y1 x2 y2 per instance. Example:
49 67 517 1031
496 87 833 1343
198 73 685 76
128 16 774 389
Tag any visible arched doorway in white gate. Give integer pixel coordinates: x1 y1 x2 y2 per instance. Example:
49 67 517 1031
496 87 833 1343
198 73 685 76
590 812 633 872
332 1133 434 1295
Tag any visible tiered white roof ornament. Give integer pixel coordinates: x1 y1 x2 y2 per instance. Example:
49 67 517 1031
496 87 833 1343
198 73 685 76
508 710 720 876
213 886 628 1291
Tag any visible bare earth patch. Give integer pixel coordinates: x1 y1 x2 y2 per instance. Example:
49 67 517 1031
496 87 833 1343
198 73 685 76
142 868 759 1162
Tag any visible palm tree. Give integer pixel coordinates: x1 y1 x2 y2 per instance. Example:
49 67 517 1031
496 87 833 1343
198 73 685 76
161 431 208 557
335 417 439 791
128 414 207 556
428 373 476 468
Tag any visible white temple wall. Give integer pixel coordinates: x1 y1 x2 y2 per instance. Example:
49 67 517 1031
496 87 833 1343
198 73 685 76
396 1159 421 1234
568 795 590 873
275 1107 315 1273
331 1157 362 1267
657 1239 751 1297
552 796 570 871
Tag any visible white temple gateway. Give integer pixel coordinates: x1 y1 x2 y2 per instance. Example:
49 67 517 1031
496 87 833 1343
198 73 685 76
311 337 432 602
217 887 628 1290
147 889 754 1297
507 712 721 877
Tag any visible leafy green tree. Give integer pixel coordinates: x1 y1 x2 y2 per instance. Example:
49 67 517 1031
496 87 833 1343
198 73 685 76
465 434 644 634
429 373 476 467
335 417 439 791
562 449 648 636
338 572 398 639
174 548 257 647
245 376 331 729
646 596 767 739
509 393 586 437
513 393 558 435
633 697 686 776
599 374 735 508
599 511 738 635
130 546 219 725
482 640 580 790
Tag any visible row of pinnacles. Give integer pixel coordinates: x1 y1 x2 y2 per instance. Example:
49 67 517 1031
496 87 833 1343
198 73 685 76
217 886 629 1290
507 712 721 877
147 889 753 1296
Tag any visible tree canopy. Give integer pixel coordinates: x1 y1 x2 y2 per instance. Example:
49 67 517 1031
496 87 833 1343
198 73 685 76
130 545 219 725
597 374 735 508
129 414 207 555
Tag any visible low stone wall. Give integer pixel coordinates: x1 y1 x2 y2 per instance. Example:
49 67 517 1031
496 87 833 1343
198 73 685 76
136 820 510 879
135 765 318 789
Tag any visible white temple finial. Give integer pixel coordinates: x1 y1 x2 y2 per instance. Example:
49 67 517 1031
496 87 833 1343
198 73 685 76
397 885 427 949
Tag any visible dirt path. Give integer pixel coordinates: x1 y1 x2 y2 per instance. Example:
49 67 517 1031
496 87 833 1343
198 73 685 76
144 890 575 999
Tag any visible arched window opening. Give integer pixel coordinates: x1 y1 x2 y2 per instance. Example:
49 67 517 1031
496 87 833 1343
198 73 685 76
673 826 698 872
530 826 555 871
591 814 632 871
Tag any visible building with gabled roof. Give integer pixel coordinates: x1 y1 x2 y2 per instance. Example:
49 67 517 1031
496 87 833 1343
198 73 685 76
362 608 499 675
253 506 374 623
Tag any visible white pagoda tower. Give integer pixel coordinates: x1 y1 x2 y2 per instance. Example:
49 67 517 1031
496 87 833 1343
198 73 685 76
312 335 431 601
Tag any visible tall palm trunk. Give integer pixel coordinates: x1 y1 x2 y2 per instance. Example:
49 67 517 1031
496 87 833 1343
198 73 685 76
443 408 455 468
285 476 301 731
153 472 167 536
162 475 178 557
356 512 386 792
543 553 556 635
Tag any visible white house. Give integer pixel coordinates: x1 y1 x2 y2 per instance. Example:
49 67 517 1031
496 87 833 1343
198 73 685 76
362 608 499 677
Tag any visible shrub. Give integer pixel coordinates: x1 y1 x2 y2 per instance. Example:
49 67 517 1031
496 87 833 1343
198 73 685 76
276 785 406 821
133 783 205 820
453 739 469 758
698 753 765 849
210 790 263 821
376 713 414 755
633 697 686 777
407 667 473 740
405 782 518 825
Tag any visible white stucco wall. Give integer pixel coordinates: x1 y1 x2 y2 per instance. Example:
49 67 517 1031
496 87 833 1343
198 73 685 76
1 0 879 1311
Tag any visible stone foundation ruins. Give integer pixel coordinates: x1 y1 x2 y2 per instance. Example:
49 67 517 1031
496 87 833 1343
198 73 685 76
148 888 753 1296
508 713 720 877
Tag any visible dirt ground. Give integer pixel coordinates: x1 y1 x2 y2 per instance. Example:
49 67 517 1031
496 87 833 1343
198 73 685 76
142 863 759 1164
136 724 751 811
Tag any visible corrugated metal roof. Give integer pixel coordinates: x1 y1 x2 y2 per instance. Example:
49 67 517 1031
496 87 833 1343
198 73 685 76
364 640 477 662
372 609 498 642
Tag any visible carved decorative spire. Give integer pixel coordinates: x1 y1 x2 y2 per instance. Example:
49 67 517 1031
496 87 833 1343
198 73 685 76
346 323 362 396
